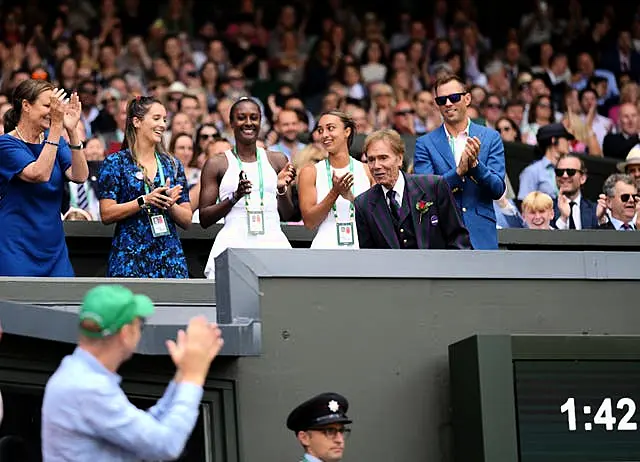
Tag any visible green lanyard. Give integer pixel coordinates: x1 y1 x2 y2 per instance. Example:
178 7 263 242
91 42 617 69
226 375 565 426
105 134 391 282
141 153 165 194
325 158 354 222
234 148 264 209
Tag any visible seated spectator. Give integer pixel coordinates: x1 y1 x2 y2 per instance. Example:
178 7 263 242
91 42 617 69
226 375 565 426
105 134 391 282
617 146 640 189
495 116 521 143
603 103 640 160
269 109 307 162
598 173 639 230
63 207 93 221
518 123 573 200
494 192 526 229
552 154 601 230
521 191 554 230
521 95 555 145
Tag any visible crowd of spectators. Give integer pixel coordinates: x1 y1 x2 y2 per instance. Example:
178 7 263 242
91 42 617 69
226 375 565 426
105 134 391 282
1 0 640 275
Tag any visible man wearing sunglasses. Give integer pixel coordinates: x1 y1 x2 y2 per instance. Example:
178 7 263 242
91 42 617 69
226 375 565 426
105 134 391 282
518 123 573 201
552 154 601 230
413 74 506 249
598 173 640 230
287 392 352 462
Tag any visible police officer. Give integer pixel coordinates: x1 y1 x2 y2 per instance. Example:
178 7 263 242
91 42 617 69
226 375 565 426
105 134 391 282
286 392 352 462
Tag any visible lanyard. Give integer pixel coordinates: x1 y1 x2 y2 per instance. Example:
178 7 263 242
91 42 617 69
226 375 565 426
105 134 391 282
234 148 264 209
325 158 354 222
141 153 166 194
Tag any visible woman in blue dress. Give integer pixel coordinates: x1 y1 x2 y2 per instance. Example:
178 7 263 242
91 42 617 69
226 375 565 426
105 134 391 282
98 96 192 278
0 79 88 277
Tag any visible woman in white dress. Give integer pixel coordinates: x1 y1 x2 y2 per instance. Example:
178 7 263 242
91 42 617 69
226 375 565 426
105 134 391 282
298 111 374 249
198 98 296 279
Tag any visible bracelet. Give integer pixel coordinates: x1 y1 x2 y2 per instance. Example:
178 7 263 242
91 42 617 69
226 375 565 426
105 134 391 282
276 185 288 196
44 140 60 147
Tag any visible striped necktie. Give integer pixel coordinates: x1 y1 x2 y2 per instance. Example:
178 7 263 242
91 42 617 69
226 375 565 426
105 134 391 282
77 183 89 210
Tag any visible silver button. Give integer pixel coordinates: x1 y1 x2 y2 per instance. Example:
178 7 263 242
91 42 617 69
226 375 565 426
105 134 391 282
462 207 467 212
400 228 404 233
403 239 408 244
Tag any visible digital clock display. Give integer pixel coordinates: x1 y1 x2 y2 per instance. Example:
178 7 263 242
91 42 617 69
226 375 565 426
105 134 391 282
514 360 640 461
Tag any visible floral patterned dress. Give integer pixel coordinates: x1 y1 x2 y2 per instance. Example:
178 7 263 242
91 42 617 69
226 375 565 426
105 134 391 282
97 149 190 278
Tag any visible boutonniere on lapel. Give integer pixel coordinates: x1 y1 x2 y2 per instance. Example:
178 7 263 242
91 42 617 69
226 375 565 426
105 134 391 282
416 200 433 223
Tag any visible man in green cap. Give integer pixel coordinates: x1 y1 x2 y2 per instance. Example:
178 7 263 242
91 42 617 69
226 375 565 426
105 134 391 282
41 284 224 461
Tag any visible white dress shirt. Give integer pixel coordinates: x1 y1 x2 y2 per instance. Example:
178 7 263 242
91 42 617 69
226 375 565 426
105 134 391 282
443 119 471 167
381 172 406 209
555 194 583 230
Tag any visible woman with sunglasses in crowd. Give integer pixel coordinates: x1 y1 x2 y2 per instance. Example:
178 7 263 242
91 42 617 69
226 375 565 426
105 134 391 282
98 96 192 278
0 79 87 276
495 116 521 143
298 110 374 249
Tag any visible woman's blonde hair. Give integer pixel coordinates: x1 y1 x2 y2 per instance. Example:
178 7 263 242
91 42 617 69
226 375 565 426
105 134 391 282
521 191 553 213
293 144 327 173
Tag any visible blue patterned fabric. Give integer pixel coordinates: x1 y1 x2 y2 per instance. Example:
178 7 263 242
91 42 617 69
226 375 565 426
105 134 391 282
97 149 189 278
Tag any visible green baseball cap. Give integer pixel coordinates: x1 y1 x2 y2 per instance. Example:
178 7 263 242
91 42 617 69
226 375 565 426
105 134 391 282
79 285 155 338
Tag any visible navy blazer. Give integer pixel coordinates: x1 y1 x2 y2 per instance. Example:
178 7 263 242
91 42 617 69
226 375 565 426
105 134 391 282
552 196 599 230
354 173 472 250
413 122 506 249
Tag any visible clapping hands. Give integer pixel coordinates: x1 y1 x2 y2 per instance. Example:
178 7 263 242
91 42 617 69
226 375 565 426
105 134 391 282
456 137 481 177
332 171 355 202
166 316 224 386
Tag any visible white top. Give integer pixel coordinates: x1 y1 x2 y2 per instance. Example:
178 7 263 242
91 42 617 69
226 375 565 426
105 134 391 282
310 158 370 249
381 171 406 209
204 148 291 279
443 119 471 167
555 194 583 230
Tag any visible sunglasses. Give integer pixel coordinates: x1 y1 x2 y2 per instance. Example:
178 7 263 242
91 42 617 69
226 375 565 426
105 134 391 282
394 109 414 116
555 168 583 177
435 92 467 106
486 103 501 109
497 125 512 133
620 193 640 202
199 133 218 140
80 88 97 95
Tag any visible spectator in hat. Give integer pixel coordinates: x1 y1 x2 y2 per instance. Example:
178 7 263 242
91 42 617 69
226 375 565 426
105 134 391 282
518 123 574 200
41 284 224 461
287 392 352 462
617 145 640 189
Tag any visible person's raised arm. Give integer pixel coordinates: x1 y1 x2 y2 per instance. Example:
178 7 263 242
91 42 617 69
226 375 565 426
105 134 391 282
199 154 251 228
18 89 66 183
268 150 296 221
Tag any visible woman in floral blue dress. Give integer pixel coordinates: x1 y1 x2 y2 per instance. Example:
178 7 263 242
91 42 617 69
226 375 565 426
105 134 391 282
98 96 192 278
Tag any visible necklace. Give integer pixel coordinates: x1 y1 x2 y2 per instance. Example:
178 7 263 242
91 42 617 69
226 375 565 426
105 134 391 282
15 126 44 144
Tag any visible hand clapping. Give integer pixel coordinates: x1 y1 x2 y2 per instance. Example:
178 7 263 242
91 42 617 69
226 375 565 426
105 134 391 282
166 316 224 386
332 171 355 202
456 136 481 176
277 163 295 190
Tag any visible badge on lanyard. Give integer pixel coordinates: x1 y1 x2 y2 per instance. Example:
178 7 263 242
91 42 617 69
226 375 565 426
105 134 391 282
336 222 354 246
149 213 170 237
247 210 265 235
326 159 356 246
234 149 266 236
140 153 171 238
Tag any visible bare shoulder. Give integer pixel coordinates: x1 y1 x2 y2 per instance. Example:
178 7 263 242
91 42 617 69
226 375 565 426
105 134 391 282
266 150 288 171
201 152 228 183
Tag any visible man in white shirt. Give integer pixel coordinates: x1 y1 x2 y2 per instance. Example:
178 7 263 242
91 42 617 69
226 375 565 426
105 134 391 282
553 154 602 229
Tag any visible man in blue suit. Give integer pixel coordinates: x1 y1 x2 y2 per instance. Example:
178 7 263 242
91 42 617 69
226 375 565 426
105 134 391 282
413 74 506 249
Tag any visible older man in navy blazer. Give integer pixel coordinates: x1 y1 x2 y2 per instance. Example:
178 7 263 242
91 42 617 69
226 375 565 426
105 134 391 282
413 74 506 249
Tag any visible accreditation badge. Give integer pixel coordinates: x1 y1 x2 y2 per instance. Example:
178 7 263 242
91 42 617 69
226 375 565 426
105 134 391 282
247 210 265 235
336 222 355 246
149 213 170 237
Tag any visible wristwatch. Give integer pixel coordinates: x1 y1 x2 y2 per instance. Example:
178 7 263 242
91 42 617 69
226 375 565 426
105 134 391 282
68 141 85 150
137 195 146 208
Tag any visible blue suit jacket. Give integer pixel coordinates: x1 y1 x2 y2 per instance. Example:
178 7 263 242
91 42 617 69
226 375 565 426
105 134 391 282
413 122 506 249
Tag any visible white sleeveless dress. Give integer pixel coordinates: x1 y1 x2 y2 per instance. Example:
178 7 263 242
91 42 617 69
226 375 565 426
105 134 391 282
204 148 291 279
310 158 371 249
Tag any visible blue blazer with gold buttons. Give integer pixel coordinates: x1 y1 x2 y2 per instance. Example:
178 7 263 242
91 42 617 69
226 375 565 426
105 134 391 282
413 122 505 249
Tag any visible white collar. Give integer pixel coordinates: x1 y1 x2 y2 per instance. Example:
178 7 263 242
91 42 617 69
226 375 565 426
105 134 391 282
443 119 471 139
381 171 406 203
